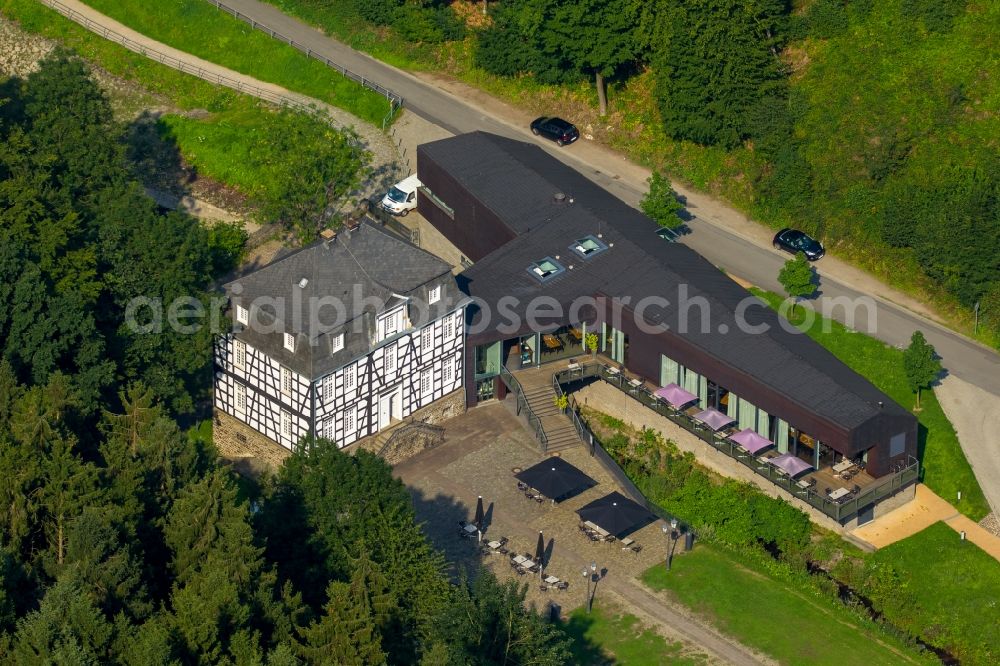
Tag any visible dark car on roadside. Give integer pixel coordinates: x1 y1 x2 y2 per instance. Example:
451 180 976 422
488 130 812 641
530 117 580 146
773 228 825 261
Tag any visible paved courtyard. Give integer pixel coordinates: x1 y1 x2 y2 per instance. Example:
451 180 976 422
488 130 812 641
394 402 671 607
394 401 767 665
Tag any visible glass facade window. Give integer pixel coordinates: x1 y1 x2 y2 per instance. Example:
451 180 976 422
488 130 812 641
474 341 502 380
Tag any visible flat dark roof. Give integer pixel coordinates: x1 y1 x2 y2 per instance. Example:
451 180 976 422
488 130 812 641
422 132 909 431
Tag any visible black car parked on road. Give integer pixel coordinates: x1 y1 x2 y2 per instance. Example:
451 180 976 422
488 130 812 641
773 228 825 261
530 117 580 146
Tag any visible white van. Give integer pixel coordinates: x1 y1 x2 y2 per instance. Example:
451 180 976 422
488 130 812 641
381 174 422 216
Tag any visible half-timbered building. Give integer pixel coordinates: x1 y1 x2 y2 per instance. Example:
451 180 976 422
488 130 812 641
213 221 467 459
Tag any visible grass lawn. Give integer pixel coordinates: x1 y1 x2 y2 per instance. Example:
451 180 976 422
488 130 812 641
642 545 933 666
1 0 365 206
870 521 1000 665
753 289 990 520
563 600 709 665
82 0 391 126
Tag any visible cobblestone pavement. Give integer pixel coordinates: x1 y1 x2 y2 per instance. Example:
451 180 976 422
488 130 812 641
395 401 771 666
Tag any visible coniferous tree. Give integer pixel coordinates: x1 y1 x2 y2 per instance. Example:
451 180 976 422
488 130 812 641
296 581 386 666
12 578 114 664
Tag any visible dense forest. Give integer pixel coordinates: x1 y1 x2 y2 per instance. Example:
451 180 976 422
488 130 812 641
0 54 574 664
278 0 1000 328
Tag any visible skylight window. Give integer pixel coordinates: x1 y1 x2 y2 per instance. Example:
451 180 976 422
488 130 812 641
570 235 608 259
527 257 565 282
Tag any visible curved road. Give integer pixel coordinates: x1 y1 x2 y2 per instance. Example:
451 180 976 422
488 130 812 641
215 0 1000 398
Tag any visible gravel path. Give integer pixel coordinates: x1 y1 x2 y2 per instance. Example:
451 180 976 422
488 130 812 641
935 374 1000 516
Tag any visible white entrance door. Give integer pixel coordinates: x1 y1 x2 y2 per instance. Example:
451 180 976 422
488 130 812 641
378 387 401 430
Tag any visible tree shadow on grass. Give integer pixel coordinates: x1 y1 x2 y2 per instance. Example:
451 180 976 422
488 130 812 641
123 110 195 205
559 611 613 665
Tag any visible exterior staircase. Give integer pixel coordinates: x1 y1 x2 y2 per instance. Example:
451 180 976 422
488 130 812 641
510 367 583 453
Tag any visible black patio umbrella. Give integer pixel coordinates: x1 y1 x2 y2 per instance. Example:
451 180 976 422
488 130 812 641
534 531 545 564
576 491 655 538
515 457 596 501
474 496 485 541
474 495 484 528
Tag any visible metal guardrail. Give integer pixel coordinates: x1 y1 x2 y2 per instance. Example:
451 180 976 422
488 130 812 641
499 366 548 453
554 362 920 525
203 0 403 129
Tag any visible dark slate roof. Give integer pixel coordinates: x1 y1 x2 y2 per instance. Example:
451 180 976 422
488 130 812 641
425 132 907 430
226 221 460 379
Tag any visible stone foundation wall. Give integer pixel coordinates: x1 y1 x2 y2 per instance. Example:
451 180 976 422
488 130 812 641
351 388 465 463
572 381 913 536
213 408 291 475
216 389 466 472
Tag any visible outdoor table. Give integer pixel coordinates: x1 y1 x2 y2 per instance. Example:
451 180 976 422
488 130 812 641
542 334 563 350
462 523 477 534
796 479 812 489
606 367 620 376
583 520 609 537
620 537 635 546
828 487 851 500
567 362 581 372
487 541 501 549
833 460 853 474
544 575 560 584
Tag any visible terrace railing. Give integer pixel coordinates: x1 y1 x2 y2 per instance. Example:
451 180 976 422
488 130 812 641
553 362 920 525
202 0 403 129
499 366 548 453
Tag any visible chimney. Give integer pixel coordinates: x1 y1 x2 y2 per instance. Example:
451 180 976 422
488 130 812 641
320 228 337 247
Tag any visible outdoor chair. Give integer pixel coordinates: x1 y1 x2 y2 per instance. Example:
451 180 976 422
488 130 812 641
824 487 832 496
517 481 528 491
630 545 643 554
458 520 466 527
515 567 527 576
499 536 509 545
534 495 544 503
498 547 509 555
852 485 861 495
539 584 548 592
556 581 569 591
604 535 616 543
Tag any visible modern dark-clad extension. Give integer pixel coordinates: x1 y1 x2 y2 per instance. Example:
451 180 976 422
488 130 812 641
417 132 917 479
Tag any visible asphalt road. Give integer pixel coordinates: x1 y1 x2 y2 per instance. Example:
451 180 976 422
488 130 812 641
221 0 1000 396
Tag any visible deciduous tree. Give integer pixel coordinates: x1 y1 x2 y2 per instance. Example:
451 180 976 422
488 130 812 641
903 330 941 410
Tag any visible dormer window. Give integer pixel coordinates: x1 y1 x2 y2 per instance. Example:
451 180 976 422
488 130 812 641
376 306 406 342
330 333 345 354
236 304 248 325
570 235 607 259
527 257 565 282
284 332 296 353
428 284 441 305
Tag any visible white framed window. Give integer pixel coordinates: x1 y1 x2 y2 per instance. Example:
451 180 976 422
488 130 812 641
323 375 335 402
344 408 355 434
444 316 453 340
420 370 431 398
385 345 396 375
235 304 248 325
376 306 405 342
234 383 247 415
428 284 441 304
284 332 296 353
344 364 356 391
421 326 432 351
322 417 334 440
331 332 345 354
234 339 246 370
280 409 292 439
281 366 293 396
442 356 454 385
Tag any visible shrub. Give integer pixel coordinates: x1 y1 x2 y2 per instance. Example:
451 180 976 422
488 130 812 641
807 0 850 39
393 4 465 44
901 0 967 33
354 0 403 26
